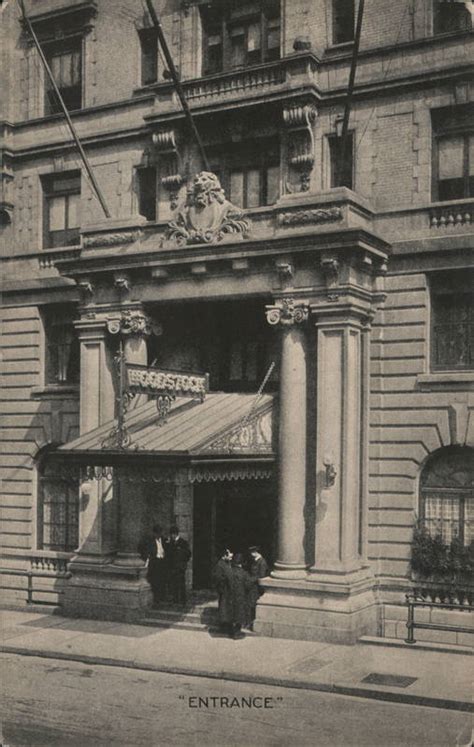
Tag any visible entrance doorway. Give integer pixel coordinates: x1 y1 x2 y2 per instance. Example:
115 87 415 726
192 479 276 589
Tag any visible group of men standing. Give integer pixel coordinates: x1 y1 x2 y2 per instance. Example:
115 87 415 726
212 546 269 639
139 524 191 606
139 524 269 638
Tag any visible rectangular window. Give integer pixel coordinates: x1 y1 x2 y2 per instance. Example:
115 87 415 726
432 104 474 201
329 134 354 189
39 468 79 552
42 172 81 249
43 305 80 386
139 29 158 85
433 0 473 34
44 39 82 115
333 0 355 44
214 138 280 209
201 1 280 75
137 166 157 221
431 292 473 371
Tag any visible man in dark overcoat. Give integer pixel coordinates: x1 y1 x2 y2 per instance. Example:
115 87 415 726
138 524 167 607
247 545 269 626
165 525 191 606
229 553 255 639
212 548 233 634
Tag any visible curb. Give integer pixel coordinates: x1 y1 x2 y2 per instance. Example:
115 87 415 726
1 644 472 713
360 636 473 656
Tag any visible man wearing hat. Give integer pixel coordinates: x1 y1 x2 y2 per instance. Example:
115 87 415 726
229 553 255 639
247 545 269 627
138 523 168 607
165 525 191 606
212 547 233 635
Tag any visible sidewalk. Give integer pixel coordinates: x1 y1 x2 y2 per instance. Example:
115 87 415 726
1 608 472 712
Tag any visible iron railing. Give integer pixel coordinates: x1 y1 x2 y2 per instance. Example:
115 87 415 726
405 593 474 644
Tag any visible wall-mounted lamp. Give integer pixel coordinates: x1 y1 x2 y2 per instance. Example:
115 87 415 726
323 454 337 488
334 114 344 139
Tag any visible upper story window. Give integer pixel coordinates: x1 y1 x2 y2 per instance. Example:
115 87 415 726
216 302 279 392
44 39 82 115
136 165 157 221
42 171 81 249
201 0 280 76
210 138 280 208
432 104 474 201
139 28 158 85
22 2 95 119
42 305 80 387
329 133 354 189
332 0 355 44
430 271 473 371
433 0 473 34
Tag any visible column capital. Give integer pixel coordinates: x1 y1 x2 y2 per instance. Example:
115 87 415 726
106 309 162 338
266 298 309 327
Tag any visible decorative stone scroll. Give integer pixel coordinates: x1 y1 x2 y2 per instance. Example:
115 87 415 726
106 310 162 338
153 128 184 210
164 171 249 246
283 101 317 193
266 298 309 327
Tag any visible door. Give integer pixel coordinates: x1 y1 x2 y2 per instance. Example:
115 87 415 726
193 479 276 589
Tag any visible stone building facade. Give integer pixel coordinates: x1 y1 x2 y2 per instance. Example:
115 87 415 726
0 0 473 644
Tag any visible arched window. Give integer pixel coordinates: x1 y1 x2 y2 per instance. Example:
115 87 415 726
420 446 474 547
38 460 80 552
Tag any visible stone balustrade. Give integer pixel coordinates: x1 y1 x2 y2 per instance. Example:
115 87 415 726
30 552 71 575
430 200 473 229
184 61 287 102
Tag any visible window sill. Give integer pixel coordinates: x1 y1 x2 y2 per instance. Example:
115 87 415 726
416 372 474 389
31 385 79 399
324 41 355 55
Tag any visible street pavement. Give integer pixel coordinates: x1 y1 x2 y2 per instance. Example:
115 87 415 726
1 654 472 747
0 609 471 713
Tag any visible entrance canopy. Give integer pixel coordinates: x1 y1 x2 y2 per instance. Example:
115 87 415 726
58 392 275 471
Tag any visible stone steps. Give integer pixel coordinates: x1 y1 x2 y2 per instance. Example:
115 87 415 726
141 600 257 635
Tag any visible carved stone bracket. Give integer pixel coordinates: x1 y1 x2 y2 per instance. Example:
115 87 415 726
106 310 162 338
275 259 294 289
114 273 131 293
266 298 309 327
153 128 184 210
283 101 317 193
320 255 340 296
164 171 249 247
77 278 94 297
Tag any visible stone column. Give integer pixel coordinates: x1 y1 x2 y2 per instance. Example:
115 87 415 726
266 299 309 579
310 306 370 578
110 309 162 568
73 317 117 564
